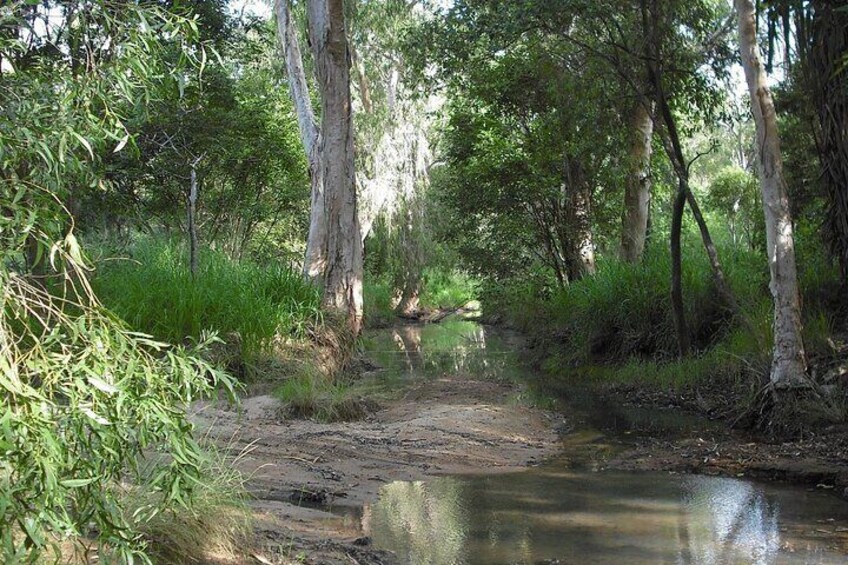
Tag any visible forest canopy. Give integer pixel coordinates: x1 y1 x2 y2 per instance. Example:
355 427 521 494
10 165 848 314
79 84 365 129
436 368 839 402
1 0 847 561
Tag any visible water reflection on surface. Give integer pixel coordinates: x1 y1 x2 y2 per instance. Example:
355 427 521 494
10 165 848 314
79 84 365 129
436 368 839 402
361 320 524 383
367 470 848 565
360 321 848 564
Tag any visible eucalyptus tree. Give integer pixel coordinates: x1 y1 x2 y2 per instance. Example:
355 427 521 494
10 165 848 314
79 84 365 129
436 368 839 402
735 0 808 389
422 0 631 286
0 2 235 560
347 0 437 314
620 97 655 264
308 0 364 333
566 0 740 353
275 0 363 333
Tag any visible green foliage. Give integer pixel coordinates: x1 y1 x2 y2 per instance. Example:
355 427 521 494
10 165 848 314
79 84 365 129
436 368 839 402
0 3 248 562
98 15 310 263
363 267 479 327
419 269 479 310
430 34 626 283
497 243 769 365
274 370 369 422
0 263 236 562
705 167 764 250
363 277 397 327
91 237 321 366
496 238 842 401
128 442 251 564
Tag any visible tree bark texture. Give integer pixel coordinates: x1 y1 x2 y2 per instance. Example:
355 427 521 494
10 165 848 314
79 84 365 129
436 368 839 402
736 0 808 388
808 1 848 281
620 99 654 264
275 0 327 281
566 181 596 280
307 0 364 335
188 162 199 279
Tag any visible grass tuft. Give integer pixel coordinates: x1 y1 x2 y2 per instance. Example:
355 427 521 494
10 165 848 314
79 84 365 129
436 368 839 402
135 457 251 564
274 368 372 422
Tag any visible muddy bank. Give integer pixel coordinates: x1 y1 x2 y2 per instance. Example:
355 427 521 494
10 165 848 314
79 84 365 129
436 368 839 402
598 405 848 498
193 370 563 564
555 383 848 500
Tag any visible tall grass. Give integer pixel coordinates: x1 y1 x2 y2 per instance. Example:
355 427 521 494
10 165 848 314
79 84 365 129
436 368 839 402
511 244 770 365
491 241 839 394
92 237 321 362
419 268 479 309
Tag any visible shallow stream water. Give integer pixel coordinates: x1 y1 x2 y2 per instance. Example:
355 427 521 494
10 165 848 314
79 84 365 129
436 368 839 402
359 319 848 564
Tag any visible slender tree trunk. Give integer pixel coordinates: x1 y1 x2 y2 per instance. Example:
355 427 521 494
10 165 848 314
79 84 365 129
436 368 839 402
684 188 744 316
620 99 654 263
568 183 596 279
307 0 364 335
643 0 744 351
736 0 808 388
349 41 373 114
275 0 327 282
187 162 199 279
670 183 690 356
395 201 425 316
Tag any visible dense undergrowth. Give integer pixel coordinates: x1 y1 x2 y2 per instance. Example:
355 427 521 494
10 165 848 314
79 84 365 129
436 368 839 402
92 237 322 379
364 268 479 327
486 238 845 423
92 236 374 422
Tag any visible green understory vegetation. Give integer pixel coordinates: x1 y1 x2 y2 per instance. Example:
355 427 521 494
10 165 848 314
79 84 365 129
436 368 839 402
364 268 480 327
92 236 323 379
487 234 843 420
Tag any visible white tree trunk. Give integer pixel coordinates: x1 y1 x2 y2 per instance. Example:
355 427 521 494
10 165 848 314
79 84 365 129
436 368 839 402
570 183 596 278
307 0 364 334
275 0 327 281
620 100 654 264
736 0 808 388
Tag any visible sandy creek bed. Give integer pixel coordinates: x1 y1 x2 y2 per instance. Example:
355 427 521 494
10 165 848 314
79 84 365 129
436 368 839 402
192 320 848 565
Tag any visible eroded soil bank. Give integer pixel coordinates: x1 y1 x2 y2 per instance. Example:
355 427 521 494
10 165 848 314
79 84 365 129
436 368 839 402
594 388 848 498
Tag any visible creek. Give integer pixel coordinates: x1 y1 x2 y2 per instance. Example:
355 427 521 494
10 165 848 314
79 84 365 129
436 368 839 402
357 319 848 565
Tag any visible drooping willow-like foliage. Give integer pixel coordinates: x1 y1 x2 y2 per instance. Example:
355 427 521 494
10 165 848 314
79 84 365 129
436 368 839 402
0 2 236 561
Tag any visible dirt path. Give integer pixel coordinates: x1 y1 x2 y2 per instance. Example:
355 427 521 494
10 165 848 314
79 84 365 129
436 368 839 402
192 375 563 564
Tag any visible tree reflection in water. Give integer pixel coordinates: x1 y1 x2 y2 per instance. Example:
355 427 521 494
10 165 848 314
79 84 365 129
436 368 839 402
365 471 847 565
363 320 522 383
366 479 468 565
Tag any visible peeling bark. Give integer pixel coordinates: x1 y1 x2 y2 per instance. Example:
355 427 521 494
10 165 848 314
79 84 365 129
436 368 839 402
736 0 808 388
307 0 364 334
274 0 326 281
